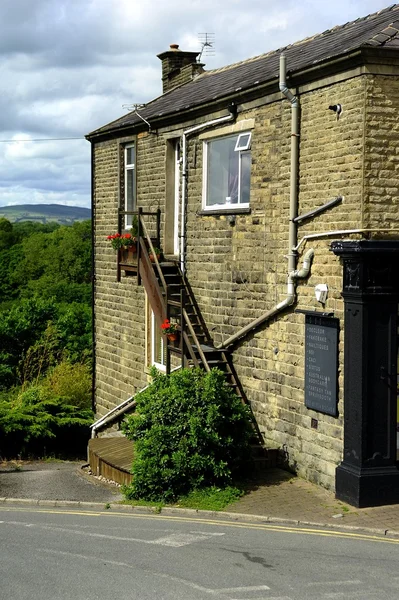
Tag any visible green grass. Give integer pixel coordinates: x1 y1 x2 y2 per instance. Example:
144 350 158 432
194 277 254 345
120 485 244 512
176 486 244 511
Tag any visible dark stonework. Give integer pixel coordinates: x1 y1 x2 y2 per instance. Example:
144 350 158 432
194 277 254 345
331 240 399 507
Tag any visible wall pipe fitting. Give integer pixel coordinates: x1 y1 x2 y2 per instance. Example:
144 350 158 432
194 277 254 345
218 248 314 349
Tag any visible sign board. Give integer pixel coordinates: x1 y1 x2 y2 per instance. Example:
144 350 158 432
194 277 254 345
304 314 339 417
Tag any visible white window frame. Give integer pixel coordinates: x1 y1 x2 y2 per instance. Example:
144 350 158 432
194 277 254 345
124 143 136 229
202 132 251 211
150 311 166 372
234 132 251 151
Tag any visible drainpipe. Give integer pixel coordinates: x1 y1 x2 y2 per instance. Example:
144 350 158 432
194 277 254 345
181 104 237 273
219 249 314 349
218 55 312 350
279 53 299 276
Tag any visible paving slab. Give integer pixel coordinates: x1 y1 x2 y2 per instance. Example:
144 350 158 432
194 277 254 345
226 468 399 535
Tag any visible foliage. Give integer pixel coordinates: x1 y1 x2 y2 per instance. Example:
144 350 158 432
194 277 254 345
160 318 177 335
176 486 244 510
122 368 253 502
0 380 93 459
0 219 93 458
0 220 92 306
41 361 92 409
0 297 58 389
107 232 137 251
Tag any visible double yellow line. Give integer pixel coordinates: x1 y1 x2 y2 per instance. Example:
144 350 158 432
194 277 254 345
1 505 399 545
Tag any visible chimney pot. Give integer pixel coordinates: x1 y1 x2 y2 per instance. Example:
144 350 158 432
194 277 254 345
170 44 180 50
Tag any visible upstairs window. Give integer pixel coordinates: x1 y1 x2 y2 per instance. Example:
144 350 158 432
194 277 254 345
203 132 251 210
124 143 136 228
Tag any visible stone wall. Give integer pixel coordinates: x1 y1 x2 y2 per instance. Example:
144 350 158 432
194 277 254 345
364 74 399 229
93 139 146 420
92 67 399 490
181 76 369 489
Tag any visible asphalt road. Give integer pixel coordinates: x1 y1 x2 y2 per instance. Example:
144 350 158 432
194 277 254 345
1 506 399 600
0 461 122 503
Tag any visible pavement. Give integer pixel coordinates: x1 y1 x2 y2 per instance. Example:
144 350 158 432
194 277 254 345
2 460 399 537
0 460 122 504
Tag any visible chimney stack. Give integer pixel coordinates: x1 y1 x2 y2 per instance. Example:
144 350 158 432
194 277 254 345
157 44 204 93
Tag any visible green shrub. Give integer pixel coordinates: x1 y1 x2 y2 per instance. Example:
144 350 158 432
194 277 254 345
41 361 92 409
122 368 253 502
0 383 93 459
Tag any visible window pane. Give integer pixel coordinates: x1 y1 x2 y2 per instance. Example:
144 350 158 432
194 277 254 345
126 169 135 210
153 319 166 366
235 132 251 151
125 167 136 227
207 136 238 206
126 145 135 166
240 151 251 204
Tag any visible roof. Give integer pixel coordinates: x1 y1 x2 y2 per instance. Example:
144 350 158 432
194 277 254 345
88 4 399 139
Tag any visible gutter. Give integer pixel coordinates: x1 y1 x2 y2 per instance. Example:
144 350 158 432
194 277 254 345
295 228 399 252
86 49 367 144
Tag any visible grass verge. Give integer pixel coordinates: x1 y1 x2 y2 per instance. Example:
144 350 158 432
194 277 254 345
120 485 244 513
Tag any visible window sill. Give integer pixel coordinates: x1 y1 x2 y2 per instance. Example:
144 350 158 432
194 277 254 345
197 207 251 216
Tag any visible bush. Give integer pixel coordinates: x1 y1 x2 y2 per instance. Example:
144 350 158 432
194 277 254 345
41 361 92 409
122 368 253 502
0 384 93 459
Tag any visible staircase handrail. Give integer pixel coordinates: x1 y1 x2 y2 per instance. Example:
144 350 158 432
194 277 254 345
138 210 168 294
182 308 211 372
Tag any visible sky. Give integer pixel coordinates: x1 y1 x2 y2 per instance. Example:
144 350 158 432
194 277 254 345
0 0 393 209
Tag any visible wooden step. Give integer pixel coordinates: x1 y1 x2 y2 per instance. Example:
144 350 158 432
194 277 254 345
88 437 134 486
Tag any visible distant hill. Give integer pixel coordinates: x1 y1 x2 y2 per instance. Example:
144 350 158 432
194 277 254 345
0 204 91 225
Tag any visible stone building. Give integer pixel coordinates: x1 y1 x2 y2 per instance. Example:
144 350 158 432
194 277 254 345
86 4 399 507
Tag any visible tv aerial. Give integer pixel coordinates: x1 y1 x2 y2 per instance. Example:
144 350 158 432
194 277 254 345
198 33 215 62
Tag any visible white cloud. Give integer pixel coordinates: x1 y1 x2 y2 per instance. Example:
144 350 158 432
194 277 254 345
0 0 392 208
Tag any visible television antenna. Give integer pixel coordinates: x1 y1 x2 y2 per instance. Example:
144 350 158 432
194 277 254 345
198 33 215 62
122 103 146 112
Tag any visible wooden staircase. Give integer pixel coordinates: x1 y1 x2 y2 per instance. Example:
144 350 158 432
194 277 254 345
152 260 249 406
89 209 279 481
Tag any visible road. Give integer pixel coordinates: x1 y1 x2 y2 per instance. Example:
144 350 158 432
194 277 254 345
1 506 398 600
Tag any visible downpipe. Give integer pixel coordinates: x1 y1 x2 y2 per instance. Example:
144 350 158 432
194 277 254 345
218 54 312 350
219 249 314 349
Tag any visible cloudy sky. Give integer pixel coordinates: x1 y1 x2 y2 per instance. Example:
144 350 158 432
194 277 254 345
0 0 392 209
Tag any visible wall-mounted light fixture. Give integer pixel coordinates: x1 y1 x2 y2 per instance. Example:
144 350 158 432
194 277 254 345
328 104 343 120
315 283 328 304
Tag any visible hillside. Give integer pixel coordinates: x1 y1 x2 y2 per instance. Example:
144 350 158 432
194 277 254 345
0 204 91 224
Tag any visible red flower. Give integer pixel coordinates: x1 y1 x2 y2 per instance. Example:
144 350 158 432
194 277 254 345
161 319 177 334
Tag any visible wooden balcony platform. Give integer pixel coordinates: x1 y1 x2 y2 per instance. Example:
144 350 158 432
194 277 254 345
88 437 134 486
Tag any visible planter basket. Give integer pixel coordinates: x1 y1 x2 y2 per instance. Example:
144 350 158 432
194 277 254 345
120 244 137 264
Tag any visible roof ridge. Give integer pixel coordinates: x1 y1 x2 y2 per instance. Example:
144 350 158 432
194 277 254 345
198 3 399 80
